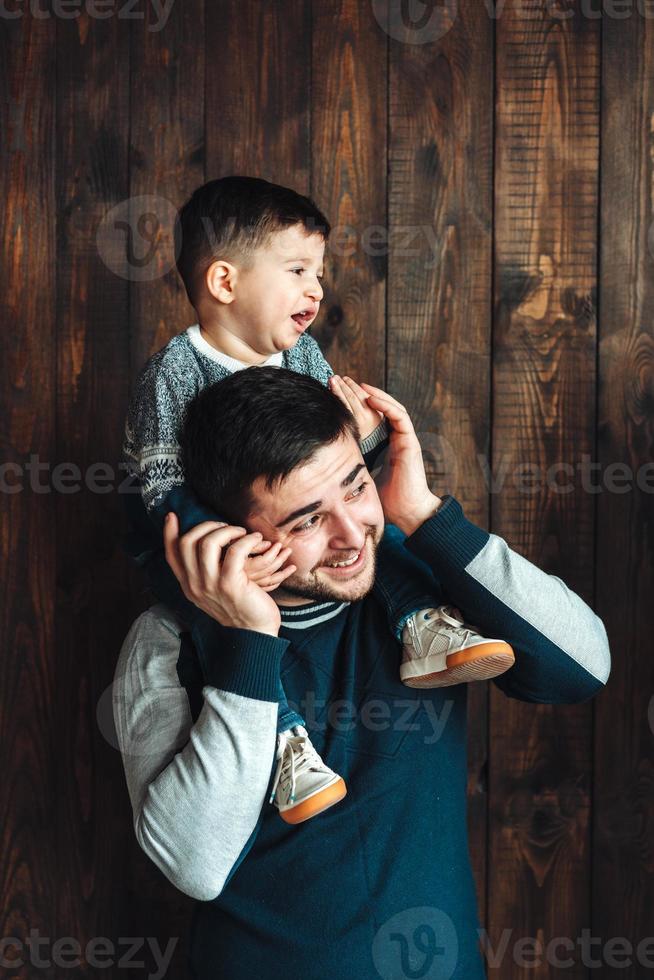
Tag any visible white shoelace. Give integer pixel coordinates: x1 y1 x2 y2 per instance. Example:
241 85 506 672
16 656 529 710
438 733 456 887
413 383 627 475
268 729 325 805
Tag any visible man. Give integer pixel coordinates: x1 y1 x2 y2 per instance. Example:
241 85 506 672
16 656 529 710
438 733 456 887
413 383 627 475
113 368 610 980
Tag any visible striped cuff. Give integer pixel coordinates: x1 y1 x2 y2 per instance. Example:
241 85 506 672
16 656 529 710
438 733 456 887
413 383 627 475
192 618 288 702
359 418 390 457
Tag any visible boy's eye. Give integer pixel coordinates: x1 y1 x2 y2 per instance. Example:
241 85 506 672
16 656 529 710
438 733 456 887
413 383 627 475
291 268 324 279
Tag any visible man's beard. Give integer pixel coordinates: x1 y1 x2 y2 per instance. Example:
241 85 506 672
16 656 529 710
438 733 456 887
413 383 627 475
274 527 379 604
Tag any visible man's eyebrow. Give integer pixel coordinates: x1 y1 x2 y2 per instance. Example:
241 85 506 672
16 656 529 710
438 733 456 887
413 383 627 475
274 463 366 528
341 462 366 487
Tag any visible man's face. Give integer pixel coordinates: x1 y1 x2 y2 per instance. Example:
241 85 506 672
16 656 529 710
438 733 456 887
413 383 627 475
246 433 385 604
230 224 325 356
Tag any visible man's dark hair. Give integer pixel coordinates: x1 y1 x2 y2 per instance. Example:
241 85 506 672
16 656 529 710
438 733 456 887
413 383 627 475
181 367 361 525
174 175 331 306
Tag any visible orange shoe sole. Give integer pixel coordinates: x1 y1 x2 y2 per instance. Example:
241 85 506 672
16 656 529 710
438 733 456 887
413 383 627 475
401 642 515 689
280 777 347 825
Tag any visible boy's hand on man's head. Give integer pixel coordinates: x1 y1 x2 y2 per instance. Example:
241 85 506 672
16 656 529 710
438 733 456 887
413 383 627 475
163 512 296 636
329 375 384 440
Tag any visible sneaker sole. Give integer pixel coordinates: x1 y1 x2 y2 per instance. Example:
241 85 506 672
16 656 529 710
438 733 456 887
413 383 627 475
400 642 515 689
280 777 347 825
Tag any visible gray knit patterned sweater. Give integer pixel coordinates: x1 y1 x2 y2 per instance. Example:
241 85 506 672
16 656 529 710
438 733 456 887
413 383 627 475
123 324 386 512
123 324 333 510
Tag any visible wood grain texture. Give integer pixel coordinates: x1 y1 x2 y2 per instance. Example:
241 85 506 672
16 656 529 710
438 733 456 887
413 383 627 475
123 1 206 973
128 0 205 374
2 1 652 975
387 0 494 936
55 10 134 976
205 0 311 188
594 12 654 978
309 0 387 383
490 2 600 976
0 12 57 980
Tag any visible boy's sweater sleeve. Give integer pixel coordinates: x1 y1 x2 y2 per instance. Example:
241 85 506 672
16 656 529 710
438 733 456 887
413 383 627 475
404 496 611 704
112 605 285 901
123 359 192 513
360 419 390 471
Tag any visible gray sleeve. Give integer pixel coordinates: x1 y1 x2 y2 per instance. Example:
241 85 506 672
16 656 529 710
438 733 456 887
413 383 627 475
406 497 611 704
112 605 278 901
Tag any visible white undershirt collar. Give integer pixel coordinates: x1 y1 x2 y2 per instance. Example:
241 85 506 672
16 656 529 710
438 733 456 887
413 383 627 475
187 324 284 372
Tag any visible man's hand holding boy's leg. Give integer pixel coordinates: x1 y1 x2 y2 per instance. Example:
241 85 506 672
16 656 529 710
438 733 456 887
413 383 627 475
163 512 295 636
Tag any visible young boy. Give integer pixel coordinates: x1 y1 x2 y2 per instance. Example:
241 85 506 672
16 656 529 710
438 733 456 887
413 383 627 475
122 176 514 825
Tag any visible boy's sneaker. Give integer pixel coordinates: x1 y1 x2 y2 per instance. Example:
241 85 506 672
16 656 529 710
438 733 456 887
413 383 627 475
400 605 515 688
268 725 347 824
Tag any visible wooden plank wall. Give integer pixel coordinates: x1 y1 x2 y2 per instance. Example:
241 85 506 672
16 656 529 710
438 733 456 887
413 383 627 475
1 1 652 977
490 6 600 976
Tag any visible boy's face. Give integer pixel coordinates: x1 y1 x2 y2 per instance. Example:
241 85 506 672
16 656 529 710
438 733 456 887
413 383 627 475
245 432 385 605
229 224 325 356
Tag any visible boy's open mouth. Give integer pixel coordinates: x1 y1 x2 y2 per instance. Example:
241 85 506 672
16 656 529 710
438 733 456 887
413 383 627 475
290 309 315 329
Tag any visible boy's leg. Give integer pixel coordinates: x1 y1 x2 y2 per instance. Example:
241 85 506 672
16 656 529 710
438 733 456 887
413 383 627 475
124 478 347 824
373 523 446 641
374 523 515 689
124 482 305 734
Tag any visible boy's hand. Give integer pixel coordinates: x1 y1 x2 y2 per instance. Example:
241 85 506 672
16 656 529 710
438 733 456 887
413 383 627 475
329 374 384 440
245 539 295 591
163 513 296 636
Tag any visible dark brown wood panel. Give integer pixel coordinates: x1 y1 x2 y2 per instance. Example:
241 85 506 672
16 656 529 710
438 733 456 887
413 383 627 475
595 13 654 978
310 0 387 385
1 1 652 974
0 12 57 980
387 0 495 938
55 11 133 977
205 0 312 189
123 2 207 973
490 3 600 976
128 0 205 374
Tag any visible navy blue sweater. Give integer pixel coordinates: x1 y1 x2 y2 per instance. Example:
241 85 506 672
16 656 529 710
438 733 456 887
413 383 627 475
139 496 609 980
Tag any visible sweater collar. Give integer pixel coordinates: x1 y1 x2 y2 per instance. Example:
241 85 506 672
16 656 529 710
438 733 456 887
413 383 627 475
278 600 350 630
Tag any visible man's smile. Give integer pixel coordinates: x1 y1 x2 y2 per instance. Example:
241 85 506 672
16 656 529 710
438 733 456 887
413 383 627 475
315 536 370 578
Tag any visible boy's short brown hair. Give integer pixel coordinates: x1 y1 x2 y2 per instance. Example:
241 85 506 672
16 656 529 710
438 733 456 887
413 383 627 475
174 175 331 306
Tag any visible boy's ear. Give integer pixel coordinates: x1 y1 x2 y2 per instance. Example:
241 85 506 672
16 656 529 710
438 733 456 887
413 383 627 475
205 259 237 304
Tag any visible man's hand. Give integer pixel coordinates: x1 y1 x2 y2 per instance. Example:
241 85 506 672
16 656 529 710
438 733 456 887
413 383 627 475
329 374 384 440
163 513 296 636
358 382 443 536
